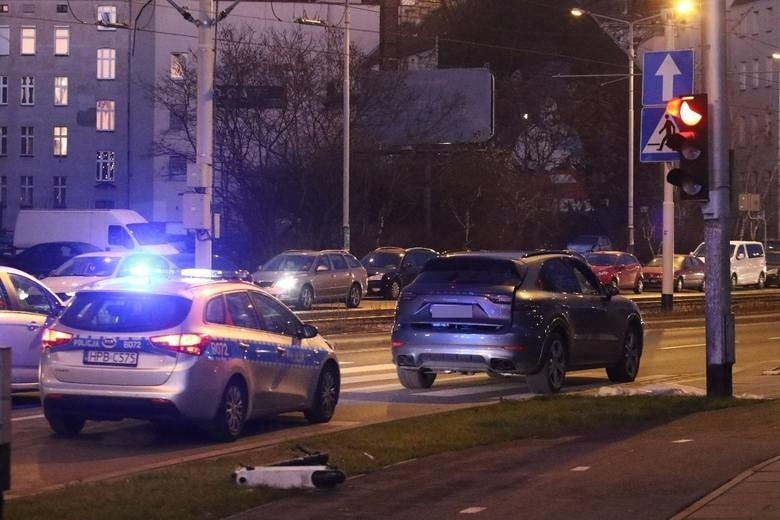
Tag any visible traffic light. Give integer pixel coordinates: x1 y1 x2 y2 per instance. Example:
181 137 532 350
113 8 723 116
664 94 709 202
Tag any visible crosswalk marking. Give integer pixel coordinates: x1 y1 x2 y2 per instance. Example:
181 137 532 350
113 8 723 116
341 363 396 374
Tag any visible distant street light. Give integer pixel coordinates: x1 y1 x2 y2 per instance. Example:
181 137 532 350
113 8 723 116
571 7 665 254
295 1 351 251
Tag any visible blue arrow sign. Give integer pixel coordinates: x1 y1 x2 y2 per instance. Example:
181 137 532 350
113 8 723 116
640 107 680 163
642 50 694 106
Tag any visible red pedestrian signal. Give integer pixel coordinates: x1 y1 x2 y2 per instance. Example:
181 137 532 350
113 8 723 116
664 94 709 202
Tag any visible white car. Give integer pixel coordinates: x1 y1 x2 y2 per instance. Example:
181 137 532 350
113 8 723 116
692 240 767 289
42 251 178 300
0 266 64 390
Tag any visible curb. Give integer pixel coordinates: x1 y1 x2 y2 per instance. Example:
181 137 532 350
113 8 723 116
669 455 780 519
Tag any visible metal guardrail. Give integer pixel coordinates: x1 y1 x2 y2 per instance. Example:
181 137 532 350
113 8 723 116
300 292 780 335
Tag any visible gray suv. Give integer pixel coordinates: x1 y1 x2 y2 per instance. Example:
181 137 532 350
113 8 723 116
252 250 367 310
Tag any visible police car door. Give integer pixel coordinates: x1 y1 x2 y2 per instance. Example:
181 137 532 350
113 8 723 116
249 291 318 410
222 291 286 413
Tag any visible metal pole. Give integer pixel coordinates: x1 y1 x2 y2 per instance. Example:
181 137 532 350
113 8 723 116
703 0 733 397
342 0 351 251
194 0 215 269
628 21 635 253
661 10 675 310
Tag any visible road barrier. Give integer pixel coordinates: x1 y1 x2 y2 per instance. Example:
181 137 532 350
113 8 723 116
0 347 11 518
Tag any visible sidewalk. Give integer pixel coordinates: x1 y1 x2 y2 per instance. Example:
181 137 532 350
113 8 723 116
229 398 780 520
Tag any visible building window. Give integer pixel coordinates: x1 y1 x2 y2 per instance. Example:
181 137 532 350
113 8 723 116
739 61 747 90
168 155 186 178
56 4 68 14
0 5 8 14
765 113 773 143
0 176 6 209
0 26 8 55
54 76 68 105
20 26 35 55
96 100 115 131
53 126 68 156
753 59 760 88
766 56 774 87
0 76 6 104
751 10 760 35
96 48 116 79
20 176 33 207
0 126 6 155
97 5 117 30
53 176 66 207
96 150 116 182
54 26 69 55
170 53 186 80
737 116 746 146
22 4 34 13
21 126 33 156
20 76 34 105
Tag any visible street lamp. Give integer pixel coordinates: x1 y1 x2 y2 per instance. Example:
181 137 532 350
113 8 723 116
571 7 665 254
295 1 351 251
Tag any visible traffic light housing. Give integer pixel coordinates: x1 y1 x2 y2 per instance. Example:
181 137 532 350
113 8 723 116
664 94 709 202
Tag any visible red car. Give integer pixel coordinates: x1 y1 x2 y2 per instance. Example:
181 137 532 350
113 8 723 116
643 254 706 292
585 251 644 294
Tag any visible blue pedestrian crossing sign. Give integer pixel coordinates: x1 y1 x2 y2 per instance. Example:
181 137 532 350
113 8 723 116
640 107 680 163
642 50 694 107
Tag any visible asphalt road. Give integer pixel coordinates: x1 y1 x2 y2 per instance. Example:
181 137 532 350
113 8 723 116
6 311 780 500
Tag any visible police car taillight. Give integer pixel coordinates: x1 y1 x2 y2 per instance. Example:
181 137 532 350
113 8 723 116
150 333 210 356
41 329 73 349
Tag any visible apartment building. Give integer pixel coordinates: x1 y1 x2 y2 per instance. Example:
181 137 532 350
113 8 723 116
0 0 381 240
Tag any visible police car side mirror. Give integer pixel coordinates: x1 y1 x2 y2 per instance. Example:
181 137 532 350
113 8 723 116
300 323 319 339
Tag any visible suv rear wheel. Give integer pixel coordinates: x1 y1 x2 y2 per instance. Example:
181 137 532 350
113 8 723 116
526 332 566 394
46 413 86 437
397 368 436 389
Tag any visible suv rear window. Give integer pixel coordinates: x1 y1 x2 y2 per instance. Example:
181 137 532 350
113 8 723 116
416 257 524 285
60 292 192 332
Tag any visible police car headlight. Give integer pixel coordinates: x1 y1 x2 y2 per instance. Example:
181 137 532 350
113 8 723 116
275 276 299 290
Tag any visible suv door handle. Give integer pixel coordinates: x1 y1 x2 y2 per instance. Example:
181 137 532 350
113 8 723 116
276 346 287 354
238 341 250 349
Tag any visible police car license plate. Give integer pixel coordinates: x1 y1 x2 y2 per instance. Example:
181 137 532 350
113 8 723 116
83 350 139 367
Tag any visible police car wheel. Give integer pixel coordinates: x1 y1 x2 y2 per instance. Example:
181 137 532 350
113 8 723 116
304 364 339 424
47 414 86 438
210 379 247 442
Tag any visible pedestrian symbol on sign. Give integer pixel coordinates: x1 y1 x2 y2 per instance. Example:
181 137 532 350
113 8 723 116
657 115 677 151
640 106 681 163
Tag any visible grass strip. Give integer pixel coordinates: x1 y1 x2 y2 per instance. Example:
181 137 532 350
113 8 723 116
6 395 761 520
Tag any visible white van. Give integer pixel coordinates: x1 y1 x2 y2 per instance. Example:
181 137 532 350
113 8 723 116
692 240 767 289
13 210 178 255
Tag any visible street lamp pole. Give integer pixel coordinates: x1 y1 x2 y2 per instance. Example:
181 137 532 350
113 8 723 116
342 0 350 251
571 9 663 254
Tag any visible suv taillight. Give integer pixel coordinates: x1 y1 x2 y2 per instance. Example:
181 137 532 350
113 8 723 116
41 329 73 349
150 333 210 356
485 293 513 304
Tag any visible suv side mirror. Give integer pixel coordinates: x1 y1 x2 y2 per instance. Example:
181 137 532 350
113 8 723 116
603 283 619 298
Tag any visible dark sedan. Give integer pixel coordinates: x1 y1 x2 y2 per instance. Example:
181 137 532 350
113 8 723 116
361 247 438 299
391 251 644 394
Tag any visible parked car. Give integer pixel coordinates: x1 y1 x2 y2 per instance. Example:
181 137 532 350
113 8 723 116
1 241 102 278
767 239 780 287
39 272 339 440
41 251 178 300
361 247 438 299
0 266 64 390
391 251 644 394
585 251 644 294
252 250 367 310
565 235 612 253
643 254 706 292
693 240 767 289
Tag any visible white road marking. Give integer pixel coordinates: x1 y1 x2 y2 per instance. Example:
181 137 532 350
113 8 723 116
769 337 780 340
672 439 694 444
571 466 591 472
12 414 44 422
660 343 705 350
460 507 487 514
342 373 400 385
340 363 396 374
420 382 524 397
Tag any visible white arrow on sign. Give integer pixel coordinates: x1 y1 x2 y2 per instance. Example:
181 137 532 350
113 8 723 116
655 54 682 101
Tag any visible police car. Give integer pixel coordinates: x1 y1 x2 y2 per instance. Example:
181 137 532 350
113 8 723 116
39 271 340 441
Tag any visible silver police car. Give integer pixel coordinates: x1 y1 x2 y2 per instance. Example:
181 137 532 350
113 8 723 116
39 272 340 441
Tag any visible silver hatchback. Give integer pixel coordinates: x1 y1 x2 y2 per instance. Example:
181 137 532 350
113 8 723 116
39 273 340 441
252 249 367 310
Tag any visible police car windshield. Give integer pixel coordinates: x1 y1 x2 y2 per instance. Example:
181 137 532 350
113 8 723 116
60 292 192 332
262 254 313 272
52 256 120 277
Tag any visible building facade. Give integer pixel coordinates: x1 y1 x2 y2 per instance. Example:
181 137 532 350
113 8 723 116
0 0 381 242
